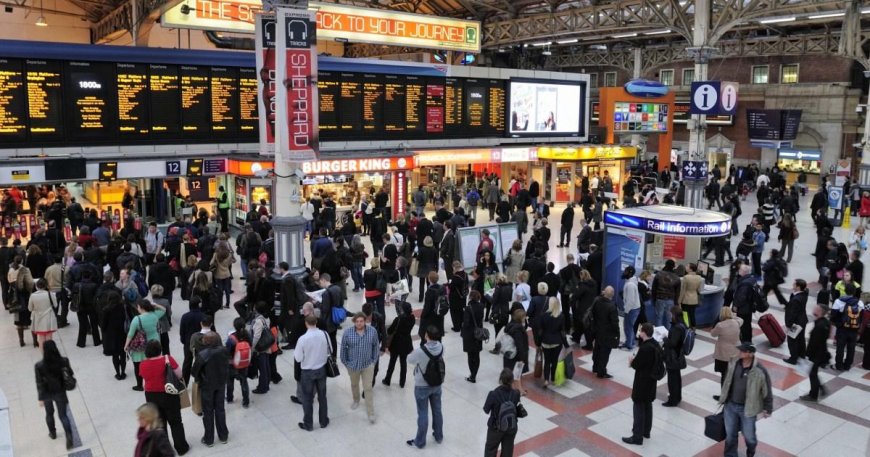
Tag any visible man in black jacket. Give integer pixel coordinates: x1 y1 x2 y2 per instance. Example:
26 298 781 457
783 279 809 364
542 262 560 298
318 273 343 353
0 237 11 309
557 203 575 248
622 323 659 445
74 270 101 348
591 286 619 378
148 254 176 307
192 332 230 446
521 250 546 297
730 264 758 343
800 304 831 402
179 297 207 384
419 271 446 338
439 221 456 269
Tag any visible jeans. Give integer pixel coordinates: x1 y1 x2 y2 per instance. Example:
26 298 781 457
351 262 364 291
348 365 375 416
780 239 794 262
226 368 249 405
724 401 757 457
43 394 73 436
300 366 329 429
215 277 232 307
484 427 517 457
415 206 425 217
255 352 271 392
835 329 858 369
623 308 640 349
469 205 478 221
240 260 250 279
200 386 228 444
654 299 674 329
631 400 652 439
412 385 443 448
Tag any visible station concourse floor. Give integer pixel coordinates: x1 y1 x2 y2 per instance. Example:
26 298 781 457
1 192 869 457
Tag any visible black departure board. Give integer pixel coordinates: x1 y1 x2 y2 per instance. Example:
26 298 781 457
149 64 181 137
66 61 116 139
238 67 258 133
405 76 425 135
116 63 149 136
318 71 340 132
180 65 210 137
487 80 506 133
383 74 405 133
361 73 384 134
210 66 238 136
0 58 27 142
338 73 362 134
25 59 63 140
465 79 487 129
444 78 463 133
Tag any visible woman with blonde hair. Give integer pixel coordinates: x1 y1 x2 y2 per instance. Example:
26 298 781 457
210 243 235 309
133 403 174 457
710 306 743 398
513 270 532 310
536 297 567 388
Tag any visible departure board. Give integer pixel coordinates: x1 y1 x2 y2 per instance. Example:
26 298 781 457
238 67 258 133
116 63 149 136
383 74 405 133
405 76 425 134
66 61 116 139
317 71 340 132
0 58 27 142
149 64 181 137
361 73 384 134
426 83 445 133
339 73 362 134
444 78 463 133
210 66 238 136
26 59 63 140
180 65 210 137
465 79 487 129
487 80 506 133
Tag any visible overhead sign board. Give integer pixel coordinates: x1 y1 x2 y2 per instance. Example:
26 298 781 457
604 211 731 237
161 1 481 53
689 81 738 115
747 109 802 141
275 7 319 162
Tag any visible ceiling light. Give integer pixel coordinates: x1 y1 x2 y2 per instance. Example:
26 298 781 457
531 41 551 47
557 38 578 44
808 12 844 19
35 15 47 26
862 7 870 14
645 29 671 35
758 16 795 24
612 32 637 38
542 50 552 56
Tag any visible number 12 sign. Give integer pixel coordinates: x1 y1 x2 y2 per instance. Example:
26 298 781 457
166 161 181 176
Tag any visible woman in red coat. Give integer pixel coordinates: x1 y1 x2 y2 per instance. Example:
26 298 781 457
860 191 870 226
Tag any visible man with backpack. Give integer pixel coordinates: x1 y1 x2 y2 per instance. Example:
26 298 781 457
830 283 864 370
622 323 662 446
466 187 481 221
419 272 448 338
483 368 525 457
406 326 444 449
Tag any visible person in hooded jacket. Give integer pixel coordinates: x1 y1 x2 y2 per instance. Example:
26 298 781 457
192 332 230 447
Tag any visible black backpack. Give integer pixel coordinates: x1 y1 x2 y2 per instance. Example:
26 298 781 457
496 392 518 433
652 341 666 381
420 345 445 386
436 287 450 316
752 283 769 313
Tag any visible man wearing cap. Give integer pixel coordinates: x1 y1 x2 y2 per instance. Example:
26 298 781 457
718 342 773 457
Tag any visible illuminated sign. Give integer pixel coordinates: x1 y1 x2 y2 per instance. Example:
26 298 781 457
98 161 118 182
536 145 637 161
302 156 414 175
161 1 481 53
777 148 821 161
415 149 493 166
604 211 731 237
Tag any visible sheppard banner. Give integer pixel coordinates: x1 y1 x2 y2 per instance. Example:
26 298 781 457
275 7 318 162
255 13 275 155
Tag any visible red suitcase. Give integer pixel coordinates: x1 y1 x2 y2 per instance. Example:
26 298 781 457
759 313 785 347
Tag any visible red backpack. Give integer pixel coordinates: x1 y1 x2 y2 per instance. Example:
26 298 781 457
230 334 252 369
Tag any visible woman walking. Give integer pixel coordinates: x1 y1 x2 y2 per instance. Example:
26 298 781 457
363 258 387 317
35 340 75 450
382 301 415 387
537 297 567 388
461 290 485 383
100 288 128 380
134 403 175 457
489 273 513 339
504 309 530 395
138 340 189 455
29 278 58 349
503 239 524 286
483 369 524 457
710 307 742 399
10 255 35 347
124 300 167 391
210 244 235 309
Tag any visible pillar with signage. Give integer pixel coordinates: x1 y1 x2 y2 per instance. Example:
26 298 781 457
597 86 674 172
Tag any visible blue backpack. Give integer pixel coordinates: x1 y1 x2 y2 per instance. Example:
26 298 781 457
467 190 480 206
331 306 347 325
132 272 149 297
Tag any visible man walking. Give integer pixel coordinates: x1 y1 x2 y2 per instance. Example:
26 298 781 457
406 326 444 449
718 343 773 457
830 283 863 370
800 304 832 401
557 203 574 248
622 323 659 445
782 279 809 364
191 332 230 447
591 286 619 379
294 314 331 431
729 264 757 343
340 313 380 424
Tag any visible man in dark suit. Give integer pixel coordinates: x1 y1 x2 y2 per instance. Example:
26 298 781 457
542 262 560 298
623 323 659 445
801 304 831 402
557 203 575 248
783 279 809 364
591 286 619 378
439 221 455 269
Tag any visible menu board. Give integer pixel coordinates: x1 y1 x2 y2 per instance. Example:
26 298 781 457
747 109 802 141
383 74 405 133
149 64 181 137
238 67 258 133
26 59 63 140
317 71 340 133
180 65 210 137
339 73 363 134
612 102 668 133
210 66 238 136
0 58 27 142
66 61 116 139
361 73 384 134
426 83 445 133
116 63 150 136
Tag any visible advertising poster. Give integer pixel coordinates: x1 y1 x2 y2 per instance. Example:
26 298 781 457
662 235 686 260
828 185 843 225
254 14 275 155
275 7 318 162
508 79 583 136
603 227 645 314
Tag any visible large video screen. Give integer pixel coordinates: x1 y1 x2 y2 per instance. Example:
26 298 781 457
613 102 668 133
508 78 585 137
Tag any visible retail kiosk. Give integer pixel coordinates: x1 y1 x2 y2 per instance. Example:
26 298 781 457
602 205 731 327
597 85 675 170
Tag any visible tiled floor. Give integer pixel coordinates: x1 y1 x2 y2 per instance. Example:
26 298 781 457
1 190 868 457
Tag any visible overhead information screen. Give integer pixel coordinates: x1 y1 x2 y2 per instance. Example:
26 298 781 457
426 82 445 134
339 73 363 135
488 80 506 133
210 66 238 136
444 77 463 133
0 58 27 142
383 74 405 134
317 71 340 133
26 59 63 140
405 76 426 135
66 61 116 139
464 79 487 129
149 64 181 138
180 65 210 137
116 63 149 136
362 73 384 134
238 68 258 133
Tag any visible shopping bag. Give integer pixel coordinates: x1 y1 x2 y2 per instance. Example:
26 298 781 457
191 381 202 416
554 360 566 386
562 349 576 380
533 349 543 378
795 358 812 377
178 388 191 410
704 410 726 442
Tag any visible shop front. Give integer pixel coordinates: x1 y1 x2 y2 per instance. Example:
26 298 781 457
412 147 541 191
227 159 275 226
777 148 821 189
301 155 416 221
536 145 638 203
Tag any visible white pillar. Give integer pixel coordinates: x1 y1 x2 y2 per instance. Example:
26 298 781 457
859 71 870 187
684 0 712 210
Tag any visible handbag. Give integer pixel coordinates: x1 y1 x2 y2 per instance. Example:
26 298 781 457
323 331 340 378
533 349 543 378
254 321 275 352
561 348 576 379
62 365 77 391
409 258 419 277
704 409 727 442
554 360 566 386
469 306 490 342
128 319 147 353
163 355 185 395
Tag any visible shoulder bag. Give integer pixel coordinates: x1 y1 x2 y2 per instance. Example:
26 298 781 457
163 355 185 395
323 331 340 378
128 318 148 353
62 363 77 391
254 318 275 352
470 305 490 342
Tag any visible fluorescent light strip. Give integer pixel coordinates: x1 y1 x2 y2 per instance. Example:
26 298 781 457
557 38 579 44
759 16 795 24
808 12 844 19
612 32 637 38
645 29 671 35
531 41 551 47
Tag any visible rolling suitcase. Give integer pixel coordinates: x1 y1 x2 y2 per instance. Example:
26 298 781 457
758 313 785 347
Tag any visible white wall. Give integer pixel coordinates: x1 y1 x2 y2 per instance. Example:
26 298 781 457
0 0 90 43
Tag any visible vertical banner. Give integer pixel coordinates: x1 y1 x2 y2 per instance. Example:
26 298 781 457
603 227 646 314
391 171 406 221
255 13 276 155
275 7 318 162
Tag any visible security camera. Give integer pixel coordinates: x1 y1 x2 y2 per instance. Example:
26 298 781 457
254 169 271 178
